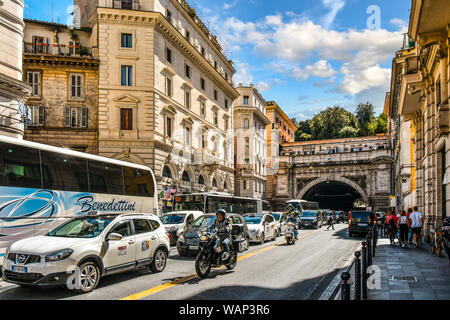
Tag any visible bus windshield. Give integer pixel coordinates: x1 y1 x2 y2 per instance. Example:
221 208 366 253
301 211 317 217
161 214 186 225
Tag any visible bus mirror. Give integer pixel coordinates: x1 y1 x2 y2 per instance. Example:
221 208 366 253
107 233 123 241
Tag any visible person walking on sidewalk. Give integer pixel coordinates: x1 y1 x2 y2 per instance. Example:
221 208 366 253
326 213 335 231
408 206 424 248
398 210 409 247
406 208 413 244
386 210 399 246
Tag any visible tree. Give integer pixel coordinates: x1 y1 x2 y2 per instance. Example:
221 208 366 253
355 102 376 136
310 106 359 140
374 113 388 134
294 120 313 141
290 117 299 128
338 126 358 138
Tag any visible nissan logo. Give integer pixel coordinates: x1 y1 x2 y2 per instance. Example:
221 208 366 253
16 255 27 264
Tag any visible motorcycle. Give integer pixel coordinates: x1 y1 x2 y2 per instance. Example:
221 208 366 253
430 225 444 256
195 228 238 278
285 222 296 245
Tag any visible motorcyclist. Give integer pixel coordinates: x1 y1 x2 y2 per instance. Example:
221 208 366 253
213 209 233 261
287 212 298 240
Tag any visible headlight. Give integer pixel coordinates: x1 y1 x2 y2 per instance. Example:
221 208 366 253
178 235 185 243
45 249 74 262
200 235 208 241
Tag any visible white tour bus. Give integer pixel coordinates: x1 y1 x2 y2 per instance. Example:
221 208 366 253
284 199 319 212
0 135 158 260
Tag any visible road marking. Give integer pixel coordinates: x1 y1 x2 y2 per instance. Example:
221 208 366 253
120 230 315 300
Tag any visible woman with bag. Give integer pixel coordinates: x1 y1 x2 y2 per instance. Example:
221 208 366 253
398 210 408 247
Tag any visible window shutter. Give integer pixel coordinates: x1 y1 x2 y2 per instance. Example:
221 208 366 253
65 107 71 127
77 75 82 98
81 107 88 128
34 72 40 96
38 106 45 126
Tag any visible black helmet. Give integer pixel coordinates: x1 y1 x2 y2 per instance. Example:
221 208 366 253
216 209 227 219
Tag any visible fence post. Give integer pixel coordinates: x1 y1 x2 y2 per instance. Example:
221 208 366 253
367 231 373 267
354 251 361 300
372 225 377 257
361 241 367 299
340 272 351 300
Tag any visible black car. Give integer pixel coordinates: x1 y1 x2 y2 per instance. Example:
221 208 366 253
176 213 250 256
348 210 376 237
299 210 322 229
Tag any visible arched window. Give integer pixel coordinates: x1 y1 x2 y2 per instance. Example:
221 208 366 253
162 165 172 179
224 181 228 190
198 175 205 185
182 171 190 182
243 118 249 129
212 178 218 188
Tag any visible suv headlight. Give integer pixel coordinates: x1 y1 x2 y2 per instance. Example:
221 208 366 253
45 249 74 262
178 234 185 243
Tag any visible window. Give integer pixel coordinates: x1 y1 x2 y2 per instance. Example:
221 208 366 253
166 47 172 63
225 73 228 81
225 118 229 130
202 133 207 149
212 178 218 188
182 171 190 182
121 65 132 86
214 89 218 101
120 108 133 130
162 165 172 179
27 71 40 97
437 80 442 106
245 137 250 157
213 110 218 126
70 74 82 98
185 126 191 145
166 9 172 21
40 151 89 192
243 96 249 105
185 30 190 42
133 219 152 235
225 99 228 110
200 78 205 90
185 64 190 78
109 220 132 238
88 160 124 194
69 41 81 55
149 220 160 230
29 105 45 126
243 118 249 129
198 175 205 185
121 33 132 48
214 61 217 70
0 143 41 189
244 180 250 190
184 89 191 108
33 36 45 54
65 107 88 128
224 181 228 190
166 76 173 97
200 100 206 117
201 47 205 57
166 116 173 138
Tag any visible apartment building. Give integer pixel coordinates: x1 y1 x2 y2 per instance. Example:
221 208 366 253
75 0 239 212
233 84 270 199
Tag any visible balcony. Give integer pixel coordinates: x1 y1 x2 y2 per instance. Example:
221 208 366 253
112 0 140 10
24 42 93 58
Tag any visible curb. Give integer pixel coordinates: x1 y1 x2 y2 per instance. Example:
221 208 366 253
319 250 355 300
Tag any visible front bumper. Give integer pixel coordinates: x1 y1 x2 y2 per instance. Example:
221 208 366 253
248 231 261 242
177 238 201 253
300 220 317 228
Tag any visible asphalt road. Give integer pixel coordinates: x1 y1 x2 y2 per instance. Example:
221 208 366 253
0 223 363 300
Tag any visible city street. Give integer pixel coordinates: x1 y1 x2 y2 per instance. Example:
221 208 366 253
0 224 360 300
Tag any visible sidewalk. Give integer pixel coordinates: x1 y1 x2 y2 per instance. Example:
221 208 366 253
368 237 450 300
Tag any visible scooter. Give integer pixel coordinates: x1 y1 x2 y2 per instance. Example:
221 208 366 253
285 222 296 245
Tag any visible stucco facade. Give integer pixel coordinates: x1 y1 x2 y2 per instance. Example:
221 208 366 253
0 0 30 138
76 0 239 213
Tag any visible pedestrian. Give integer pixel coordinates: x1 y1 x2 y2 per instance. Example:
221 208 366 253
406 208 413 244
408 206 424 248
398 210 408 247
326 213 335 231
380 212 387 238
386 210 399 245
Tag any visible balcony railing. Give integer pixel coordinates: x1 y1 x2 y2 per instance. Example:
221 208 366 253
24 42 92 57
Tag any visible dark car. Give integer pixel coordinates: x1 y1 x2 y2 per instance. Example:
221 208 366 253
348 210 376 237
299 210 322 229
335 211 345 223
176 213 250 256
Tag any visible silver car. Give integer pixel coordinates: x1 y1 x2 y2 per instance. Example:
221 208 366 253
271 212 288 236
243 214 277 245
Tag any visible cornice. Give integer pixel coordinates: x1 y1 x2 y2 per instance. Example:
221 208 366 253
23 54 100 69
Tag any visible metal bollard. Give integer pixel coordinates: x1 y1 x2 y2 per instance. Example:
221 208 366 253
354 251 361 300
372 226 377 257
367 232 372 267
340 272 351 300
361 241 367 299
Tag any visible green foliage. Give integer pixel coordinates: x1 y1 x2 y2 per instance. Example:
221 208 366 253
292 102 388 142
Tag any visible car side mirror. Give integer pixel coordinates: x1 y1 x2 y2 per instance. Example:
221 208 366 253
107 233 123 241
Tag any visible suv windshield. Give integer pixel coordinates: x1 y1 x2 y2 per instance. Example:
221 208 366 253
301 211 317 217
192 215 216 228
272 213 281 221
47 216 114 238
351 212 372 221
244 216 262 225
161 214 186 224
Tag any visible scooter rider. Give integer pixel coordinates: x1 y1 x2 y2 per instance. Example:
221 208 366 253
213 209 233 261
287 212 299 240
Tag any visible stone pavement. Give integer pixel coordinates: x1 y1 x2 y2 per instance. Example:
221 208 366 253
368 237 450 300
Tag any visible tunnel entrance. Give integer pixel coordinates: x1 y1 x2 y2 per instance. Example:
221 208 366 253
303 180 364 211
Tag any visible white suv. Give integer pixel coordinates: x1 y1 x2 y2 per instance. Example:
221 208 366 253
2 213 170 293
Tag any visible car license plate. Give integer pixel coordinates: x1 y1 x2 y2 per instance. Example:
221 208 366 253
12 266 27 273
358 223 368 227
189 245 199 250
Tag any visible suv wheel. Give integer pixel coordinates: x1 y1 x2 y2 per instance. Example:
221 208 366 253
73 260 100 294
150 248 167 273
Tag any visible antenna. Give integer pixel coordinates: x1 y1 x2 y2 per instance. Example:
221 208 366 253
51 0 54 23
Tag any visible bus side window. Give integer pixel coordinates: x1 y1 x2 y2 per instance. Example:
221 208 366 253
40 150 89 192
88 160 124 195
123 168 155 197
0 143 41 188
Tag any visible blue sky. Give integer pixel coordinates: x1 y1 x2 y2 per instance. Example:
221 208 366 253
25 0 411 120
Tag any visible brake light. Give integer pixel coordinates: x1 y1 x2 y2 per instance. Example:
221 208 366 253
349 212 353 225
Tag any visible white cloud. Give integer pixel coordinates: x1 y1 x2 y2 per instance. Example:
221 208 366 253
234 62 253 85
305 60 336 78
390 18 408 32
256 81 270 92
223 0 240 10
338 64 391 95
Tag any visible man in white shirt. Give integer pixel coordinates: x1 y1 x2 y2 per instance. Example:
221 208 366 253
408 206 424 247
